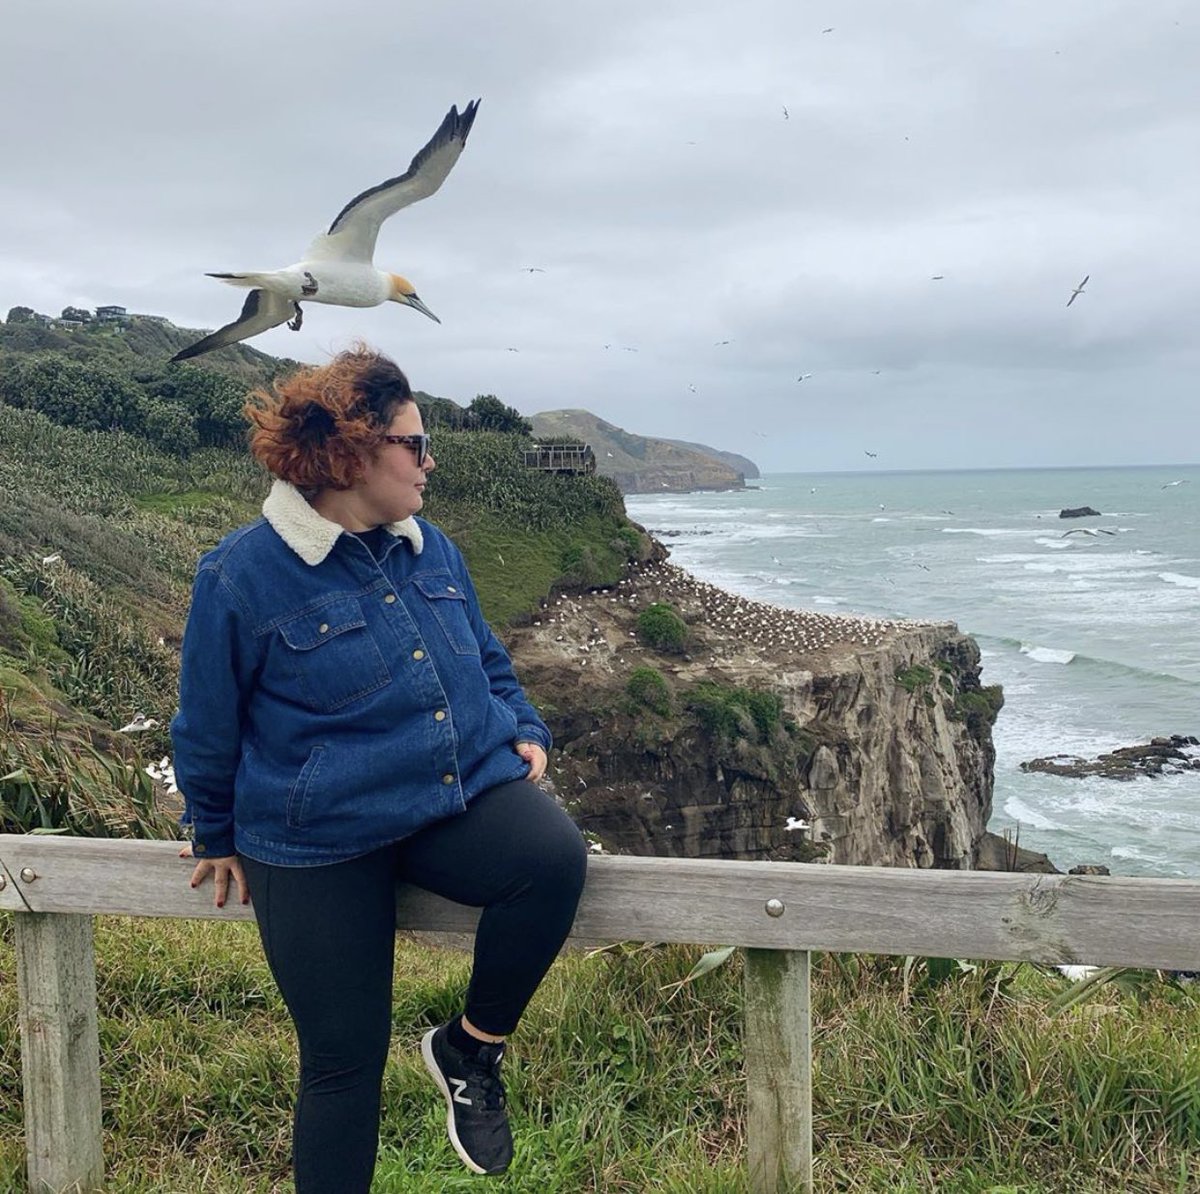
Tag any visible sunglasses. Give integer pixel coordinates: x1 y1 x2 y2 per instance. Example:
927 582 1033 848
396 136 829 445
382 434 431 466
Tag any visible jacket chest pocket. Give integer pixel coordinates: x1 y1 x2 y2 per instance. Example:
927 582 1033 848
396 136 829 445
277 597 391 712
411 574 479 656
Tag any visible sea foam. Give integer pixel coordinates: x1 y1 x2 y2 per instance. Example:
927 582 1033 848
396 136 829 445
1020 644 1076 665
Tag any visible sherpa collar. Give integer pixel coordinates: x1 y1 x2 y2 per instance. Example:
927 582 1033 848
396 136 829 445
261 479 424 566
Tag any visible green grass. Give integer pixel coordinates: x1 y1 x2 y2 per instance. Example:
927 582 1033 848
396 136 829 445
1 920 1198 1192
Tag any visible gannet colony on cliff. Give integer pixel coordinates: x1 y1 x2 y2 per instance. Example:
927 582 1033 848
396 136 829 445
172 101 479 361
628 562 946 652
531 561 948 659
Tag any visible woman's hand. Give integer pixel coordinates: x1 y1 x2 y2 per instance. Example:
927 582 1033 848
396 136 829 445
179 843 250 908
515 741 548 782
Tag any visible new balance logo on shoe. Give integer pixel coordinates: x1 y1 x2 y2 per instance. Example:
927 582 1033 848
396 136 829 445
422 1021 514 1175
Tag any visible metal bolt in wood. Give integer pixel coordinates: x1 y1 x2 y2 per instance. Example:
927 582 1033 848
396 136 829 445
766 898 785 917
20 867 38 883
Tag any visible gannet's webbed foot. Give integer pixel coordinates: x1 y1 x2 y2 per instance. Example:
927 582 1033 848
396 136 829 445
288 304 303 331
301 271 319 296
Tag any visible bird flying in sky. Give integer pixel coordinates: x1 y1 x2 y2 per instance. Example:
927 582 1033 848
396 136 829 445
171 101 480 362
1066 274 1089 307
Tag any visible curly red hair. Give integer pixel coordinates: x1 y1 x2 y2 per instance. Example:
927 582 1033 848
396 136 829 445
244 344 413 490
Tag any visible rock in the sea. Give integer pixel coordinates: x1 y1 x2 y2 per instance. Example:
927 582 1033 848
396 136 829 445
1021 735 1200 780
1068 864 1111 875
1059 506 1102 518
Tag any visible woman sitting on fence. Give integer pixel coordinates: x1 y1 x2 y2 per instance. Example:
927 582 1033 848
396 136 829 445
171 344 587 1188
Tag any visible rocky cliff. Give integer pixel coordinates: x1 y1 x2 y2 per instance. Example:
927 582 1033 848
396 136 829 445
506 556 1004 870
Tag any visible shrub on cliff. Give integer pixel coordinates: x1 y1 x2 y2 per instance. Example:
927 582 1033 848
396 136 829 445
627 666 672 716
636 602 688 653
953 685 1005 732
685 681 783 743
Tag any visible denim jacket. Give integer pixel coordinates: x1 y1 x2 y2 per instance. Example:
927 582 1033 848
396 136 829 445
170 479 551 866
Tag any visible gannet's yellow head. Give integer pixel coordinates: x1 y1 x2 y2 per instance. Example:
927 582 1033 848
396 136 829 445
388 274 440 324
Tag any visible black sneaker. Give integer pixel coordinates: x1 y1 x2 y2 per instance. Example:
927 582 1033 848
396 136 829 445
421 1021 513 1175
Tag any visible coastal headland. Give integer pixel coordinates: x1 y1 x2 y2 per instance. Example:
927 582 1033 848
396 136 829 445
507 555 1013 871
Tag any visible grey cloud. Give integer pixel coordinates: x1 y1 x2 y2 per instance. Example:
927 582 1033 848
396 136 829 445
1 0 1197 471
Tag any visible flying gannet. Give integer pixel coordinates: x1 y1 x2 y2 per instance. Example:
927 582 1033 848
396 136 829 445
172 100 480 362
1066 274 1089 307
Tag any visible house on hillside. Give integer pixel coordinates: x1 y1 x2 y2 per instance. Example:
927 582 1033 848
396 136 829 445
95 306 128 322
522 443 597 475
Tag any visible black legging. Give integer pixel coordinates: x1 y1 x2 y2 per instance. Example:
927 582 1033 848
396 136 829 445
239 779 588 1193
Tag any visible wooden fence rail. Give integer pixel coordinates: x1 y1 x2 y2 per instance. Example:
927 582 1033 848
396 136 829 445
3 833 1200 1193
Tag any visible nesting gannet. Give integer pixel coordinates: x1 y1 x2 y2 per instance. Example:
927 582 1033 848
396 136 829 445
172 100 480 362
118 713 160 733
1066 274 1089 307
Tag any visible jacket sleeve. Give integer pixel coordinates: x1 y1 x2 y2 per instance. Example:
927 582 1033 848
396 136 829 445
449 543 553 753
170 563 261 858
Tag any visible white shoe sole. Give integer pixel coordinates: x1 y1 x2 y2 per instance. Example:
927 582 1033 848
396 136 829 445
421 1028 488 1175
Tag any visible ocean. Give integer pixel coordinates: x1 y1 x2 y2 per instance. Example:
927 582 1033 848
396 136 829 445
625 464 1200 878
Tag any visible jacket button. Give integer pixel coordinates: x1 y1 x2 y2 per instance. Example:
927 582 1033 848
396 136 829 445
447 586 457 593
434 710 446 721
413 649 425 661
442 774 455 785
194 843 206 855
318 623 329 634
384 593 396 604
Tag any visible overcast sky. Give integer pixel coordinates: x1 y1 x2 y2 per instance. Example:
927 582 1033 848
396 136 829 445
2 0 1196 472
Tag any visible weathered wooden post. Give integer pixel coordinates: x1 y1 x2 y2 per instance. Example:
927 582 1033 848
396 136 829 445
15 912 104 1193
744 947 813 1193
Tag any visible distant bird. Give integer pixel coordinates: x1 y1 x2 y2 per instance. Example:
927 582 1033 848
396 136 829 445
688 384 697 393
785 816 811 832
606 451 614 457
1061 527 1116 537
506 347 520 352
796 373 813 382
622 346 639 353
1066 274 1089 307
715 339 733 346
930 275 945 281
753 431 769 438
1161 479 1189 489
821 27 834 33
40 553 61 565
520 267 545 273
171 101 479 361
864 450 878 458
782 105 790 120
118 713 159 733
871 369 881 375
